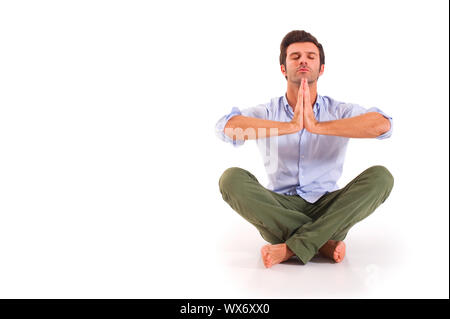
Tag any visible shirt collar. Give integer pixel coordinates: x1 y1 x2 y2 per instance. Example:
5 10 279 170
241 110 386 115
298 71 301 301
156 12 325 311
283 93 322 117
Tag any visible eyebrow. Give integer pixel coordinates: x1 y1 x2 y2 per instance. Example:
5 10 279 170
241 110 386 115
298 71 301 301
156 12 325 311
289 51 317 56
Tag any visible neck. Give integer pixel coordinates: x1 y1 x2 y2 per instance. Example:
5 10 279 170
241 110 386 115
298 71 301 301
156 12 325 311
286 80 318 111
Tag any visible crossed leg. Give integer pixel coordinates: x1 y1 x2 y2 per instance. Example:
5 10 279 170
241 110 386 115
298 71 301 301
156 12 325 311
219 166 393 268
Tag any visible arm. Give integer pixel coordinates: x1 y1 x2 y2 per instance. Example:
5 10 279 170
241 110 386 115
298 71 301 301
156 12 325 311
224 115 299 141
309 112 391 138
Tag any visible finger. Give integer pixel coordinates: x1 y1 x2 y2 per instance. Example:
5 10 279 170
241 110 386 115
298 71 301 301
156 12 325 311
304 80 310 102
298 79 304 96
297 82 304 105
294 83 304 119
298 85 304 109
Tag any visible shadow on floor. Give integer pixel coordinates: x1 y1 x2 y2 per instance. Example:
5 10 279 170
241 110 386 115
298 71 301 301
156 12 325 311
282 254 336 266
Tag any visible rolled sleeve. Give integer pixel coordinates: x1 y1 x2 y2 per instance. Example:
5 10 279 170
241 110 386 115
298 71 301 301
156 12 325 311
214 107 245 147
214 104 270 147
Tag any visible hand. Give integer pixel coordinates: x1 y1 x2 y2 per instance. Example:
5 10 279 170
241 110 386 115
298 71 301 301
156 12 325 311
290 79 304 131
302 78 318 132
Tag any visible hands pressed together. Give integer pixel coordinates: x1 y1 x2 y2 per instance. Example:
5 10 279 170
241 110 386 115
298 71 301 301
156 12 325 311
291 78 318 132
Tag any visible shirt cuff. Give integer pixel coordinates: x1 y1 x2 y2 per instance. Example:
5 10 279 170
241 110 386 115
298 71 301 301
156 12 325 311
215 107 245 146
367 107 393 140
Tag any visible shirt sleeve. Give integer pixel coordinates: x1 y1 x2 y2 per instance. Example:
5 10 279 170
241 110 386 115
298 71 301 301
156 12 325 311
215 104 270 146
338 103 393 140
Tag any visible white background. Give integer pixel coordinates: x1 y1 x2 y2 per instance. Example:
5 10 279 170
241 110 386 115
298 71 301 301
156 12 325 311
0 0 448 298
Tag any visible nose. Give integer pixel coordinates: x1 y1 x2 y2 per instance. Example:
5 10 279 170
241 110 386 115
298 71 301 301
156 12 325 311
299 57 308 66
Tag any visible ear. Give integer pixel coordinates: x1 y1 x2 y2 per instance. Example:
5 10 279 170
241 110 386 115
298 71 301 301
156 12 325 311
318 64 325 77
280 64 286 77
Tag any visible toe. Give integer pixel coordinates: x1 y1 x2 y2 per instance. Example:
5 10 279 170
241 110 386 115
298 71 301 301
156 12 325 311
333 241 346 263
263 257 272 268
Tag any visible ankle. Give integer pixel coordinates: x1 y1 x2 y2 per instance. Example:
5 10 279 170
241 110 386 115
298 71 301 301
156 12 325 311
285 245 294 258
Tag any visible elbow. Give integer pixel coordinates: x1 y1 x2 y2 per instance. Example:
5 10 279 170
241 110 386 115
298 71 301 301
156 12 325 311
375 117 391 137
223 120 242 141
223 125 233 139
223 116 238 134
223 121 237 139
223 116 247 140
223 122 230 135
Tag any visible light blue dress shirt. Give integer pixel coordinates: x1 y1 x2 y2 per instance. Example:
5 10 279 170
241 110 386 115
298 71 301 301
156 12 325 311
215 94 393 203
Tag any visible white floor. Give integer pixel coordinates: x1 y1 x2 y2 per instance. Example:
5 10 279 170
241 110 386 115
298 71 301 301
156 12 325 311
0 187 447 299
180 204 450 299
213 230 403 299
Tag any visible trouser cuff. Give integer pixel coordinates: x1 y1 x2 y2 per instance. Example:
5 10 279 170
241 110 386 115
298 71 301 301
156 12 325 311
285 237 315 265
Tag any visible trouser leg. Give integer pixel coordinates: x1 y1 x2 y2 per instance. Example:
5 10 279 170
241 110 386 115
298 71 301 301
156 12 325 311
285 165 394 264
219 167 314 244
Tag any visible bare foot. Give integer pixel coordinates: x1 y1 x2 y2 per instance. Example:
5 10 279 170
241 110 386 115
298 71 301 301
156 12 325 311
318 240 346 263
261 243 295 268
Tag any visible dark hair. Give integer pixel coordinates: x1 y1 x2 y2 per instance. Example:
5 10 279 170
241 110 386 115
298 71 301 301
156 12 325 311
279 30 325 68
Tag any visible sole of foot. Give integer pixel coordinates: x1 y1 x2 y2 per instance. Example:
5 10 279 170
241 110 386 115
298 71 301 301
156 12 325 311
319 240 346 263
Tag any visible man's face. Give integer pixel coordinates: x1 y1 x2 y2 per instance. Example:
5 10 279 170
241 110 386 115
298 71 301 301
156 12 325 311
281 42 324 85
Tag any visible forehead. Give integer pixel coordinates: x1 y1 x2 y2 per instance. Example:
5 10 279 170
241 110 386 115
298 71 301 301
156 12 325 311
286 42 319 55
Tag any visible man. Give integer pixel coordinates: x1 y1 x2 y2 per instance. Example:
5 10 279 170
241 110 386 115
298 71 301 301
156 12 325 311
215 30 394 268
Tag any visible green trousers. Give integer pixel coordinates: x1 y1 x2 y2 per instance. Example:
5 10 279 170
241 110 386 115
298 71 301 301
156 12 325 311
218 166 394 264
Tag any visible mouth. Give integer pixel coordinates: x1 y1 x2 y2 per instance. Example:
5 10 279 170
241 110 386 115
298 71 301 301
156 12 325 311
297 68 309 72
